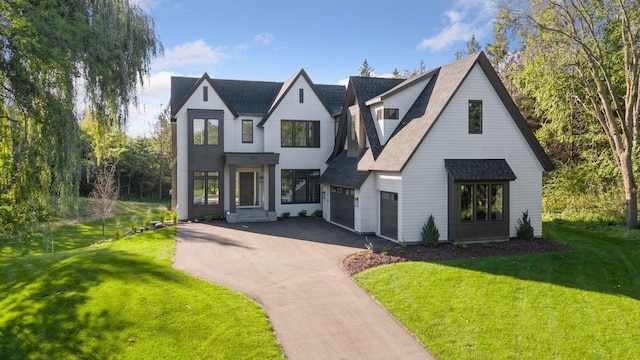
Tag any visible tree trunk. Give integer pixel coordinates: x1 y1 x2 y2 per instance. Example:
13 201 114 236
620 152 638 229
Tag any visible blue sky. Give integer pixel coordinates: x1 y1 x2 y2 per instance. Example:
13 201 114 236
128 0 499 137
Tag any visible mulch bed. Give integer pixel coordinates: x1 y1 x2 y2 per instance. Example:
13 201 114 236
343 238 573 276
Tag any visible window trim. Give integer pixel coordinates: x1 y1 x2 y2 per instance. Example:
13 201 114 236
281 169 321 204
459 182 504 223
280 120 320 148
241 119 253 143
468 100 483 134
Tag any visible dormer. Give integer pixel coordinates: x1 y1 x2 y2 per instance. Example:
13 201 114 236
347 104 366 157
372 105 400 145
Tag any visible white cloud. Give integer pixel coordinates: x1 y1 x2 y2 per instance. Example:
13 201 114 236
127 71 178 138
336 78 349 86
152 39 231 71
253 32 274 46
417 1 496 52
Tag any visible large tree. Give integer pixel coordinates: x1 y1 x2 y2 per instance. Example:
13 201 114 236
503 0 640 229
0 0 161 240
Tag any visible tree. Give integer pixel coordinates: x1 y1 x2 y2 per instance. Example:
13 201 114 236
0 0 161 238
455 34 482 60
149 106 172 199
503 0 640 229
404 59 427 78
391 68 402 79
358 59 374 77
90 165 118 241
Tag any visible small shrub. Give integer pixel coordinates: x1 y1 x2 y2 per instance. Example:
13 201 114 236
421 214 440 247
114 220 123 240
204 214 215 222
170 210 178 224
281 212 290 219
457 243 467 249
130 215 139 232
298 209 307 217
159 210 167 224
312 209 323 217
364 237 374 253
482 242 492 248
143 208 152 230
381 247 390 256
516 210 535 240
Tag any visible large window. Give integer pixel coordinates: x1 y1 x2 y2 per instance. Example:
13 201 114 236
281 120 320 147
242 119 253 143
281 169 320 204
460 183 503 222
468 100 482 134
193 171 220 205
193 118 219 145
376 108 399 120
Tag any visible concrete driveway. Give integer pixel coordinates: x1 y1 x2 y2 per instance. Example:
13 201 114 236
173 220 434 360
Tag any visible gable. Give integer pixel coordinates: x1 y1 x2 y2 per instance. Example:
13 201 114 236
171 74 239 119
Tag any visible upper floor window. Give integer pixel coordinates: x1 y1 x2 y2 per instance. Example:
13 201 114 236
242 119 253 143
203 86 208 101
468 100 482 134
281 120 320 147
376 108 399 120
299 88 304 103
193 118 219 145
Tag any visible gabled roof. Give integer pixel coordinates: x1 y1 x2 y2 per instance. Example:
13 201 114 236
319 150 370 188
358 52 554 172
257 69 339 127
364 69 436 106
170 73 239 119
170 71 344 122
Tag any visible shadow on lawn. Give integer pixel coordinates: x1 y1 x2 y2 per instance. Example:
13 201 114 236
0 247 178 359
439 221 640 300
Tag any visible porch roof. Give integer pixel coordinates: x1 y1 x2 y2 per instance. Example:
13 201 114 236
444 159 517 181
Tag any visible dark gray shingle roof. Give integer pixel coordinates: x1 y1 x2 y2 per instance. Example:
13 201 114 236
319 150 370 188
170 77 198 115
444 159 517 181
316 84 346 114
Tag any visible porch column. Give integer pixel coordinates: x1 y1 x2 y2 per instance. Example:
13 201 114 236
268 164 276 212
229 164 236 214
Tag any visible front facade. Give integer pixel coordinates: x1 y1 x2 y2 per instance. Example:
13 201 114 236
171 52 553 243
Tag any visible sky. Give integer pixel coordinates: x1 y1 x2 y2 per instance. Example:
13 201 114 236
127 0 499 137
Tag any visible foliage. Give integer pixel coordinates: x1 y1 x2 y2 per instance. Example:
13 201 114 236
280 212 290 219
358 59 374 77
90 165 118 241
203 214 224 221
298 209 307 217
0 227 284 359
502 0 640 229
312 209 323 217
170 210 178 224
0 0 162 241
454 34 482 60
516 211 535 240
403 59 427 78
421 214 440 247
355 221 640 359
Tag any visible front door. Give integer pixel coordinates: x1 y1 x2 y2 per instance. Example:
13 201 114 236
239 172 255 206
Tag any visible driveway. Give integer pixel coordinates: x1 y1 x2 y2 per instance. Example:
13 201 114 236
173 220 434 360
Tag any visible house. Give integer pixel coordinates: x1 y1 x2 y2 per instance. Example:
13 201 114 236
170 52 554 243
170 69 345 222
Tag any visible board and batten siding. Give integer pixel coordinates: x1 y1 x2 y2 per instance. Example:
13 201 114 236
174 81 235 220
401 63 544 242
261 75 333 216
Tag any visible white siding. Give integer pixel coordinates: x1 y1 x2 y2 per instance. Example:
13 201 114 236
226 116 264 152
261 76 333 216
174 80 235 220
401 64 544 241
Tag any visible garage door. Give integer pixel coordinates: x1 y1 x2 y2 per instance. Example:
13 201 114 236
380 191 398 240
330 186 354 229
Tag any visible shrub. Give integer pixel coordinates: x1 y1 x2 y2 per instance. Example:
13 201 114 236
421 214 439 247
312 209 323 217
114 220 123 240
516 210 535 240
298 209 307 217
170 210 178 224
130 215 139 232
281 212 290 219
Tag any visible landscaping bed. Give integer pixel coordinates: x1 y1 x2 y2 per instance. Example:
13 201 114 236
343 238 573 276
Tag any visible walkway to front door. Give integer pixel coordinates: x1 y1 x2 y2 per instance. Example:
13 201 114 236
173 220 434 360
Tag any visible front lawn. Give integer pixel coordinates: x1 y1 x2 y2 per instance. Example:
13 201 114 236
355 221 640 359
0 226 284 359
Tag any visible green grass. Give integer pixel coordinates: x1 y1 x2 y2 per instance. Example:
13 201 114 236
355 221 640 359
0 205 284 359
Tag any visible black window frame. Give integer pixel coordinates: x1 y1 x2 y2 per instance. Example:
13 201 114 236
376 108 399 120
192 118 219 146
281 169 321 204
299 88 304 103
280 120 320 148
241 119 253 143
460 182 504 222
468 100 483 134
203 86 208 102
193 170 220 206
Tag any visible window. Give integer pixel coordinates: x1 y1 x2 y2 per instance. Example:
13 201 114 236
299 88 304 103
203 86 208 101
193 171 220 205
281 120 320 147
469 100 482 134
281 169 320 204
376 108 399 120
193 118 219 145
460 183 503 222
242 119 253 143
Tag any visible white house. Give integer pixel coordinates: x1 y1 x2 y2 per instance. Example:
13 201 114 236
170 52 554 243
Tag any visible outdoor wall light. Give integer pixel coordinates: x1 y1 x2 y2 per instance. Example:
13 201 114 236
354 197 359 207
